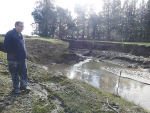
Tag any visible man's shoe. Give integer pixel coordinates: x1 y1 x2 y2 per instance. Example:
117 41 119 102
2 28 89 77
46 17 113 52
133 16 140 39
20 87 31 92
14 89 22 94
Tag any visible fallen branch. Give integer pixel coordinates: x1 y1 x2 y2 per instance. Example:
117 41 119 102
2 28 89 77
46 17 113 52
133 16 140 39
107 98 119 113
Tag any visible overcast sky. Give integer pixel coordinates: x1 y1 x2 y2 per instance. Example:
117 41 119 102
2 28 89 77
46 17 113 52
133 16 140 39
0 0 147 36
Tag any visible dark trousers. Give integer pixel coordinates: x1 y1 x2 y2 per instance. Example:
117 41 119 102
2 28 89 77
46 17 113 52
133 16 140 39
8 61 28 92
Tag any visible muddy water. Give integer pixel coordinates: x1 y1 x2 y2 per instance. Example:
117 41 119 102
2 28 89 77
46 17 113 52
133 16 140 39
43 58 150 111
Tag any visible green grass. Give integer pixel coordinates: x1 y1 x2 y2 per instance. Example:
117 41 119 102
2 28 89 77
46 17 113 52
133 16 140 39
0 37 4 42
71 39 150 47
25 37 69 48
55 79 148 113
0 36 69 48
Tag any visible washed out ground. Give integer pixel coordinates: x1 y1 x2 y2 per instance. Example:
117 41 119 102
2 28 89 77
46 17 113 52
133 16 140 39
0 37 149 112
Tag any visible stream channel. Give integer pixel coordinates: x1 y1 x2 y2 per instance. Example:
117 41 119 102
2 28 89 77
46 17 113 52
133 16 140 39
43 54 150 111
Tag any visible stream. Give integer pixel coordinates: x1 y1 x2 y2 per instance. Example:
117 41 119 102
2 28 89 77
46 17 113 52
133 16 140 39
43 56 150 111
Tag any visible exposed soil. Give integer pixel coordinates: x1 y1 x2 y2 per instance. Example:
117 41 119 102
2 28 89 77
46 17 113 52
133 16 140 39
62 39 150 57
25 39 86 65
81 50 150 69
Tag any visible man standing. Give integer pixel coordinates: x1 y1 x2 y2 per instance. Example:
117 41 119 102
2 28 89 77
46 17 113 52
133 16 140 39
4 21 31 94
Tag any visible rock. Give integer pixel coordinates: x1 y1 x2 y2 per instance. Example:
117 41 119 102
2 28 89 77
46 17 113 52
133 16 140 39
60 78 63 80
70 61 76 64
0 100 4 102
137 107 141 112
83 51 92 56
0 102 3 105
14 101 18 104
27 101 31 105
0 103 6 107
53 106 56 109
127 65 132 68
31 83 35 86
5 101 11 105
99 57 106 61
32 65 37 67
27 95 30 98
51 63 56 65
134 106 141 112
132 64 138 68
115 103 119 107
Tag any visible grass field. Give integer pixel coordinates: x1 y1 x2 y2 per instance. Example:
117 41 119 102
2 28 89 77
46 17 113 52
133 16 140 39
76 39 150 46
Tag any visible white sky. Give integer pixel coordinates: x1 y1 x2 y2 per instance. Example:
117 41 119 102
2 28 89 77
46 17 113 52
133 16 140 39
0 0 148 35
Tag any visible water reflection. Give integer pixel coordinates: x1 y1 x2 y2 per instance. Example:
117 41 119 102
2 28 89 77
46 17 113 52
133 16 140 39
45 59 150 111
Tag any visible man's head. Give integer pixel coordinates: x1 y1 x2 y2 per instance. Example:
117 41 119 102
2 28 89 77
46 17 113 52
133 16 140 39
15 21 24 33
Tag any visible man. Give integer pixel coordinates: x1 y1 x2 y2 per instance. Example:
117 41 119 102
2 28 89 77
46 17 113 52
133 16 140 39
4 21 31 94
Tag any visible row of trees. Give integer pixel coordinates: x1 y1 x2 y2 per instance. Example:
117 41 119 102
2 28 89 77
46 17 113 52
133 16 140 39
31 0 150 42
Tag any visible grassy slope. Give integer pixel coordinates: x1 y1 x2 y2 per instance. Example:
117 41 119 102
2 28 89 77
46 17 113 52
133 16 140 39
0 51 148 112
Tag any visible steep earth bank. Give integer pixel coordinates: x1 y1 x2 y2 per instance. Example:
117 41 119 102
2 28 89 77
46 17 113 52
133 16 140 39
62 39 150 57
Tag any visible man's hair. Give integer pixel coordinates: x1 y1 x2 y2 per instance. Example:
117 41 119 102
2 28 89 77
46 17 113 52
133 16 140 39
15 21 24 27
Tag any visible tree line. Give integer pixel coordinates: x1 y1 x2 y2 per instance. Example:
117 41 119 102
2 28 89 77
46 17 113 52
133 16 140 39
31 0 150 42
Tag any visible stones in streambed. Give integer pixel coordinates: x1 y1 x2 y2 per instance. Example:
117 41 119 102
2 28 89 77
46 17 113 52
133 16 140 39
127 64 138 69
84 50 150 67
50 62 56 65
99 56 107 61
101 67 150 84
83 50 92 56
141 65 150 69
62 52 86 64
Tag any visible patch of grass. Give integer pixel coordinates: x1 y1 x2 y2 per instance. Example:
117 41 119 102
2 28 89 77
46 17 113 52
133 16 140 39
25 37 69 48
109 57 113 60
73 39 150 47
0 37 4 42
48 78 148 113
35 99 47 106
32 105 52 113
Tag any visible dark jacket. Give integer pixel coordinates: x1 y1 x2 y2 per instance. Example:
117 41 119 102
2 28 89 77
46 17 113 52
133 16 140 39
4 28 27 61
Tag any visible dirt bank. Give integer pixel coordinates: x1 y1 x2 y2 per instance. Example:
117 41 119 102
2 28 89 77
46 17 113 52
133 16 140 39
25 38 85 64
62 39 150 57
80 50 150 69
